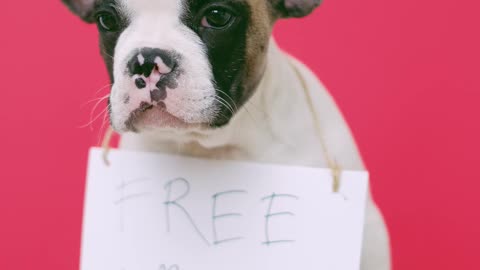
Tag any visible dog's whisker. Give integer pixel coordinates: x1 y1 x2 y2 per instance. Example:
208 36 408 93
214 100 235 122
79 106 109 129
100 45 115 60
219 96 236 114
88 95 111 130
214 95 235 113
81 94 110 109
216 89 238 111
94 83 113 96
214 96 235 116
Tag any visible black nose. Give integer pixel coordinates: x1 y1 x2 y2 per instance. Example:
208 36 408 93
127 48 177 78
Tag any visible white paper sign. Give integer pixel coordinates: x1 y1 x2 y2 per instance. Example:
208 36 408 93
81 147 369 270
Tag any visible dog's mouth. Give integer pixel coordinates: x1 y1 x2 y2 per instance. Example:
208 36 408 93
138 101 154 113
123 101 189 132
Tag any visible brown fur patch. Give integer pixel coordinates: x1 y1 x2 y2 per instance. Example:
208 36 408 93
241 0 275 104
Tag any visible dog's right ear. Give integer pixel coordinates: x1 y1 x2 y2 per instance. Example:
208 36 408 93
62 0 96 23
271 0 323 18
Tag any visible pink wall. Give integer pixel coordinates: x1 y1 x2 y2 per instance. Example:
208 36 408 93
1 1 479 269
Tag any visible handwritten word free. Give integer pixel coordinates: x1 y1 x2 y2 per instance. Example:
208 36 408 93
116 177 299 246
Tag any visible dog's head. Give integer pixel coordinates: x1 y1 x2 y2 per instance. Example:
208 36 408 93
63 0 322 133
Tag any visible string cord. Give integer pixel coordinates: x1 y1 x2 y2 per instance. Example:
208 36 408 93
287 58 342 193
101 126 114 166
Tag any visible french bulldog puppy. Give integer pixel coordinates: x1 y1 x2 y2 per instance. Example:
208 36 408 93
63 0 391 269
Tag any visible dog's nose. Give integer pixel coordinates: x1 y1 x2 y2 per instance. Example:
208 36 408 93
127 48 177 78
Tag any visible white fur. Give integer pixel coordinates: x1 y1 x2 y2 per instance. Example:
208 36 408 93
137 54 145 65
110 0 218 132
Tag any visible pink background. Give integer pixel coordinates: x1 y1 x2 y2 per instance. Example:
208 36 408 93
1 0 479 269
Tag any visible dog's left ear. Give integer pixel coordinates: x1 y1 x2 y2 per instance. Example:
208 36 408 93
271 0 323 18
62 0 96 23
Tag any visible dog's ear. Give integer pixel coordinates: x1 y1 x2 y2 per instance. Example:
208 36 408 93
62 0 97 23
271 0 323 18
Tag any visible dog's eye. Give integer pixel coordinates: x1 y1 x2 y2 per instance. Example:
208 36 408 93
201 8 234 29
96 13 119 32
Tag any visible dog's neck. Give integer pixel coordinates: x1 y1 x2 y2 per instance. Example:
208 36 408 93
120 38 358 168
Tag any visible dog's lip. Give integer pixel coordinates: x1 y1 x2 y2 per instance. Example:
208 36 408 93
139 102 154 112
124 102 188 132
124 102 152 132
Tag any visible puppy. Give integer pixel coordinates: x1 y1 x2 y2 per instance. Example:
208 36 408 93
63 0 391 269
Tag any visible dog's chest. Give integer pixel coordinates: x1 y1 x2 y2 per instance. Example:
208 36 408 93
120 133 329 168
